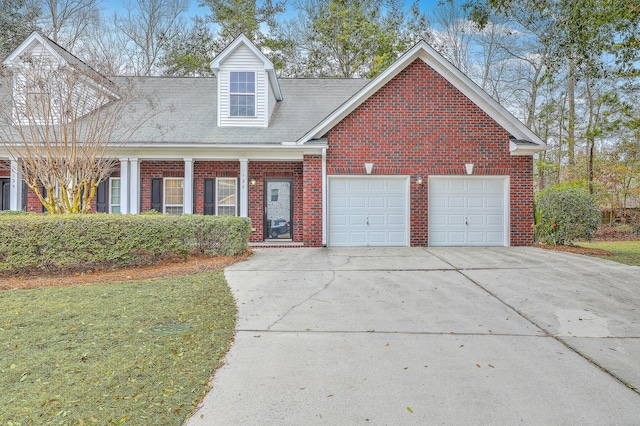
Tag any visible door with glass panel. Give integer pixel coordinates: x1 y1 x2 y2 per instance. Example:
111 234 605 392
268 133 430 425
264 179 292 240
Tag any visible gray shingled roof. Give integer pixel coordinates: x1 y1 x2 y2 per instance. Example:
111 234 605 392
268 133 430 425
114 77 369 145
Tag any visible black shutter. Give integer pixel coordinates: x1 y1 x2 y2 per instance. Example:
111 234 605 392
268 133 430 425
21 181 27 210
151 178 162 212
41 186 47 213
204 178 215 215
96 180 108 213
193 178 196 214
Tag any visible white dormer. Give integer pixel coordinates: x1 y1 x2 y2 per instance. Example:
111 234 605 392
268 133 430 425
211 34 282 128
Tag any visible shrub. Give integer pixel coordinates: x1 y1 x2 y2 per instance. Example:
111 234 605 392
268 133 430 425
535 186 601 245
0 214 251 275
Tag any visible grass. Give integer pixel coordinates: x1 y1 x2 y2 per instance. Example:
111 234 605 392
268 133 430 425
0 272 236 424
577 240 640 266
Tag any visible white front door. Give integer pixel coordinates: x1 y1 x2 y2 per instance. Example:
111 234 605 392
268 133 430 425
428 176 509 246
328 176 409 247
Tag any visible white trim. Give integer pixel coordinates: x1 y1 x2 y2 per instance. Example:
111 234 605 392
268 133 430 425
9 160 22 211
3 32 65 66
129 158 139 214
321 148 327 246
296 41 545 152
183 158 193 214
239 159 249 217
427 175 510 247
326 175 410 247
119 159 130 214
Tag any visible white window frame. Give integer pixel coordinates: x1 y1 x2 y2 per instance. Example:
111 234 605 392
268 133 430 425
216 177 238 216
229 71 256 117
163 177 184 215
109 177 121 214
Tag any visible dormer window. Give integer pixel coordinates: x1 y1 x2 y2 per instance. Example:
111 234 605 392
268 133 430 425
229 71 255 117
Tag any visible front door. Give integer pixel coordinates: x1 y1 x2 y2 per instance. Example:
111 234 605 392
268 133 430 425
264 179 293 240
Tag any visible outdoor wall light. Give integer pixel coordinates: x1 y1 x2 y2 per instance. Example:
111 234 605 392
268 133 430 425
416 175 424 185
250 177 257 186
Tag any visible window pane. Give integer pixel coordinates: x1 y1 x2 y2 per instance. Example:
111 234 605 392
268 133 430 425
110 179 121 205
217 206 235 216
111 206 121 214
165 179 184 206
216 178 237 216
165 206 183 215
230 95 255 117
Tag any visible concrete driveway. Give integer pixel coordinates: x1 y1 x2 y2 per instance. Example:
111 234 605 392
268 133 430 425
188 247 640 425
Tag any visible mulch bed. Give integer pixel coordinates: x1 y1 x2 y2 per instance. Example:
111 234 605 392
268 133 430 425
535 244 613 257
0 252 250 290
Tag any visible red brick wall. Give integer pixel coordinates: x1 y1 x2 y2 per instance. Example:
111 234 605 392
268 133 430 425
0 160 9 176
326 58 534 246
140 161 185 212
248 161 303 242
303 155 323 246
193 161 239 214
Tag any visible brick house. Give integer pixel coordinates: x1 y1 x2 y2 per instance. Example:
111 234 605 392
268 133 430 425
0 32 546 247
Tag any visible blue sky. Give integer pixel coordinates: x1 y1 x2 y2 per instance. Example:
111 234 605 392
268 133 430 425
102 0 443 20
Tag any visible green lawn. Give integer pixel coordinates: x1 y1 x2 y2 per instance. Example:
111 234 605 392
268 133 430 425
577 240 640 266
0 272 236 424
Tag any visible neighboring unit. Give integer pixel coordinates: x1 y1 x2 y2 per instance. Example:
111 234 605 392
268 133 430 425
0 32 546 247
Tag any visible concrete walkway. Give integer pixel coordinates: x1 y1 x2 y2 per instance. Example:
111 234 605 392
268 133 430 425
187 247 640 425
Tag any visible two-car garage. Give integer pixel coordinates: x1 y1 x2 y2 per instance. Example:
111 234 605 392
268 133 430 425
327 176 509 247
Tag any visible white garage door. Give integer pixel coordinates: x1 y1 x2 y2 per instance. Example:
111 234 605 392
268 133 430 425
329 177 409 247
429 177 509 247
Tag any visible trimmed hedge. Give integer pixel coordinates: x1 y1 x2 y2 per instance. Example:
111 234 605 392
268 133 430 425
0 214 251 275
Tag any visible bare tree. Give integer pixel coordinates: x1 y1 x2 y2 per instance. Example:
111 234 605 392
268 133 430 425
115 0 189 75
0 51 144 213
38 0 100 49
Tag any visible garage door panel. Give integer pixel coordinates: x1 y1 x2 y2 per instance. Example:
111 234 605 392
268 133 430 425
487 232 505 243
486 214 504 226
369 196 385 208
467 197 485 208
349 197 366 208
369 214 385 226
467 214 485 226
388 196 405 208
449 197 465 208
329 177 408 247
429 177 508 247
487 196 503 208
449 215 465 226
349 214 366 226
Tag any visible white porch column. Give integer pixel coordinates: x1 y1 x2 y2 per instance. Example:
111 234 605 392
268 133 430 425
119 159 130 214
9 160 23 211
129 158 140 214
183 158 193 214
239 159 248 217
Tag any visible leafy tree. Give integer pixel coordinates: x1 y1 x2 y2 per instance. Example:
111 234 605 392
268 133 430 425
535 185 601 245
160 16 218 76
292 0 428 78
0 0 41 60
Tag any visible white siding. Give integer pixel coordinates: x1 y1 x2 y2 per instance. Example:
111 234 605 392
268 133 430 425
218 44 268 127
